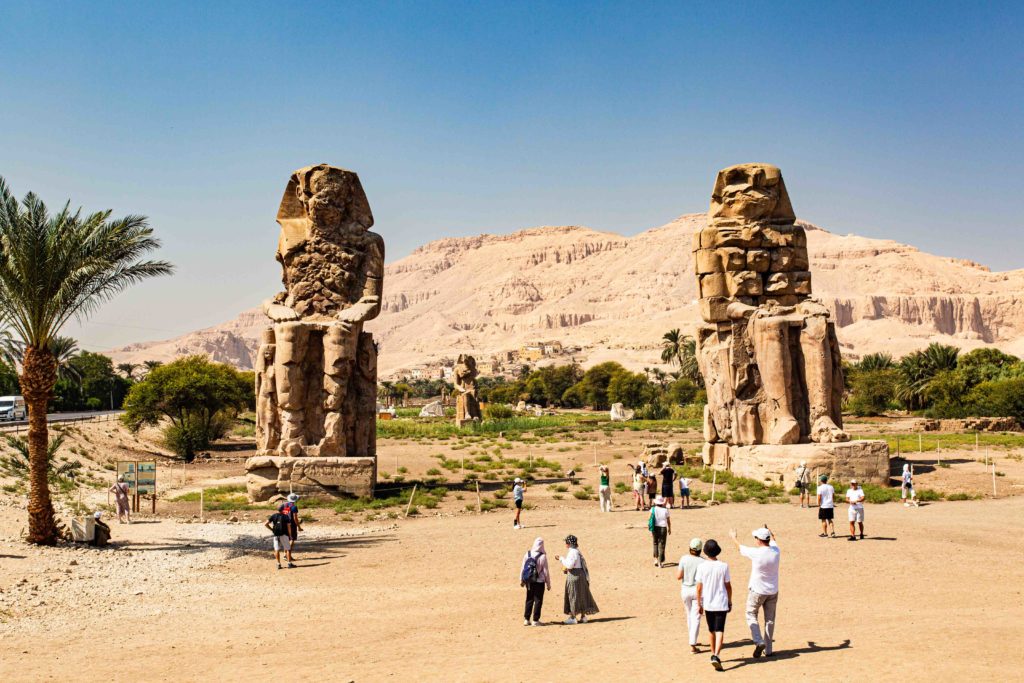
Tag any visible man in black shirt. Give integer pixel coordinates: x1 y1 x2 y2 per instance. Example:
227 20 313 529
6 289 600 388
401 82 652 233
265 510 295 569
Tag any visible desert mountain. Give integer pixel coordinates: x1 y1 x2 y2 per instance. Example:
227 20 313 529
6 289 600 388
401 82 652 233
108 214 1024 376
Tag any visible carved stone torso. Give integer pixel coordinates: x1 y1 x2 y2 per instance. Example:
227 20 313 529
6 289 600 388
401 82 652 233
279 230 377 319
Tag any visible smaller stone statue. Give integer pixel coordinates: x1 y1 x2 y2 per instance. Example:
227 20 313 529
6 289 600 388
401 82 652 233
454 354 482 427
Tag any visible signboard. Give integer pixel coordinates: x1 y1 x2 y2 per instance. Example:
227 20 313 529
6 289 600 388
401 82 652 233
116 461 157 511
116 461 138 490
136 461 156 494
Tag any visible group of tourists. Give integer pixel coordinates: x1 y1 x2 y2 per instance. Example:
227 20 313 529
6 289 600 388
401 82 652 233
519 534 599 626
628 461 691 511
813 472 867 541
265 493 302 569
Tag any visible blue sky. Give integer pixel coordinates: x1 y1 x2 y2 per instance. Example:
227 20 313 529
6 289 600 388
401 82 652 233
1 1 1021 349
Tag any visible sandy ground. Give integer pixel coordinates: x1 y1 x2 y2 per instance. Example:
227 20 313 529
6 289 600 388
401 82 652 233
2 491 1023 682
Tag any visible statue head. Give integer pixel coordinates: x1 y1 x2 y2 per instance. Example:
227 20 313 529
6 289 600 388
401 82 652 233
710 163 795 224
276 164 374 257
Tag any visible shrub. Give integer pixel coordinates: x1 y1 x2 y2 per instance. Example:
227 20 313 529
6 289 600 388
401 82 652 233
485 404 515 420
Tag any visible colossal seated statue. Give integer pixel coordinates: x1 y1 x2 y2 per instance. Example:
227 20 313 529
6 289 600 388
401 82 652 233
695 163 848 448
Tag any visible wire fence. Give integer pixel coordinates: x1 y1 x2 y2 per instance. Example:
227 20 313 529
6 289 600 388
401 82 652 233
0 411 122 436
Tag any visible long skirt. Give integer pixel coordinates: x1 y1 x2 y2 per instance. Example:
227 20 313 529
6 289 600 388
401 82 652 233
563 568 599 616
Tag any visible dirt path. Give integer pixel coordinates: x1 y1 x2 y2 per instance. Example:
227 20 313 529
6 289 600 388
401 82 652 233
2 494 1022 681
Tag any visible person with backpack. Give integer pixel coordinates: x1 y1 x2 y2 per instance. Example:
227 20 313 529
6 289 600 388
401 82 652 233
555 534 599 624
520 537 551 625
794 461 810 508
265 508 294 569
649 495 672 567
660 462 676 508
279 493 303 557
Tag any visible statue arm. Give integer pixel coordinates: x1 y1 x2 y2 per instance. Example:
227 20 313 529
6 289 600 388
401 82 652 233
262 297 299 322
337 233 384 324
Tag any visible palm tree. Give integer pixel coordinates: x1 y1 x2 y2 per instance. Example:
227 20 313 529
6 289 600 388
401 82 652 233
661 329 683 366
660 328 702 386
0 432 79 482
142 360 163 375
0 177 172 544
117 362 140 380
0 326 19 368
856 352 894 372
49 336 82 385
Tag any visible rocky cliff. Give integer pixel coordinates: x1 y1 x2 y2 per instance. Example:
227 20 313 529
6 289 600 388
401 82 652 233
108 215 1024 374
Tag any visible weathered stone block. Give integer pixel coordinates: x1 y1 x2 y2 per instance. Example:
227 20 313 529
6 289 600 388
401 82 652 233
793 271 812 294
245 455 376 502
725 440 889 488
747 249 770 272
700 273 729 298
765 272 795 294
701 442 731 468
726 270 762 297
700 296 731 323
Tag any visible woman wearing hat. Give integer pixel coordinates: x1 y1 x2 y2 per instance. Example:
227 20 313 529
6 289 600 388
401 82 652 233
677 537 705 653
555 535 599 624
649 495 672 567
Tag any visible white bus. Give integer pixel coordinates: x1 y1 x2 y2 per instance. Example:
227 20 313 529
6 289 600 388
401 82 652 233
0 396 27 421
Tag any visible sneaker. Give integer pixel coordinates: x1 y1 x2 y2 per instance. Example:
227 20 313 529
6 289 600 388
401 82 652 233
904 502 910 507
530 620 541 626
276 564 282 570
848 536 856 541
711 655 723 671
563 617 577 625
579 615 588 623
524 619 530 626
860 533 865 540
753 643 765 658
287 562 296 568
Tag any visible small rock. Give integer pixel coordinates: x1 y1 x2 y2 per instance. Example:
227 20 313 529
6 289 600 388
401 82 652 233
69 560 78 566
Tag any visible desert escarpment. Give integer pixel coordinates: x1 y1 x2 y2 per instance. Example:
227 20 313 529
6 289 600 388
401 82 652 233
109 215 1024 375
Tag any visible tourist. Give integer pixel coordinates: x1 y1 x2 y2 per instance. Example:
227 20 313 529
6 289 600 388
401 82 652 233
631 465 646 511
650 495 671 567
646 472 658 510
597 464 612 512
729 526 780 658
679 474 692 508
816 474 835 538
513 478 526 529
555 535 599 624
795 461 810 508
901 464 919 507
109 475 131 524
677 537 705 653
90 511 111 547
265 507 295 569
279 493 303 556
519 537 551 625
846 479 866 541
695 539 731 671
660 461 676 508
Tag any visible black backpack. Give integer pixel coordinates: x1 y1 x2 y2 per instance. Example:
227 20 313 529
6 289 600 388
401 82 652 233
521 551 541 583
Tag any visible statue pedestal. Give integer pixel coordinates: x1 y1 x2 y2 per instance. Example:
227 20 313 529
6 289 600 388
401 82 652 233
701 440 890 489
246 454 375 502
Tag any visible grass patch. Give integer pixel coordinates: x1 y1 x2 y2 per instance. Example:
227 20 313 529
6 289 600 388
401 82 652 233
170 484 271 511
332 485 448 514
861 432 1024 452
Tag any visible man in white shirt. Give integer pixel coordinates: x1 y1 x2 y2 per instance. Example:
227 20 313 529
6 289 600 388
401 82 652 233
816 475 836 538
795 460 810 508
846 479 866 541
729 526 780 658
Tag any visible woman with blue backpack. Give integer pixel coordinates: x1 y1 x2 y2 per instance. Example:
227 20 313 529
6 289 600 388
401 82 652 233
520 537 551 625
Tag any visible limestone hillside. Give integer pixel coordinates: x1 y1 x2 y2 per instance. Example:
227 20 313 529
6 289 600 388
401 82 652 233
108 214 1024 376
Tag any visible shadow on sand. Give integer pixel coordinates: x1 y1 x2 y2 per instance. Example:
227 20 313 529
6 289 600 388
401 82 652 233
724 639 852 669
119 532 395 565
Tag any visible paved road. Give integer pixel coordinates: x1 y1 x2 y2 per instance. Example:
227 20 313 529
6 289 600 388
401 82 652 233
0 410 122 429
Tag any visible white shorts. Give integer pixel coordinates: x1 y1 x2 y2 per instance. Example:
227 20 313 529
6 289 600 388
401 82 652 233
848 506 864 523
273 534 291 551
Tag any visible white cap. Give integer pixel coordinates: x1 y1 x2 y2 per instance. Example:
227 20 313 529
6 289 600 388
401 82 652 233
654 495 665 505
514 478 523 484
752 527 771 541
850 479 858 484
689 537 704 551
93 511 103 519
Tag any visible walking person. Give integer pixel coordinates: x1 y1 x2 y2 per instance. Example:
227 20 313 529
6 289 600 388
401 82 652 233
679 475 692 509
279 493 303 559
729 526 780 658
109 475 131 524
597 464 612 512
695 539 731 671
795 461 810 508
513 478 526 529
677 537 705 653
660 462 676 508
265 507 294 569
816 474 836 538
555 535 599 624
649 495 671 567
646 472 658 511
846 479 866 540
520 537 551 625
631 465 645 511
901 464 919 507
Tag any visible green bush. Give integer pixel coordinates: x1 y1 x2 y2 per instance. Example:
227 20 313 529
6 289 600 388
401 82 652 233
485 404 515 420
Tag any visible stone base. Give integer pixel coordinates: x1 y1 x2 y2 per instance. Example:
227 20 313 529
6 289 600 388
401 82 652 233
702 440 889 488
245 455 375 502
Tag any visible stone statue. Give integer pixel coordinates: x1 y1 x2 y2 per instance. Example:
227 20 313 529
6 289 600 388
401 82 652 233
246 164 381 501
693 163 888 488
695 163 847 447
454 354 481 427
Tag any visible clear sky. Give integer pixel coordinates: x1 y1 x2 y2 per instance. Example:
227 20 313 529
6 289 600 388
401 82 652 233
2 1 1021 350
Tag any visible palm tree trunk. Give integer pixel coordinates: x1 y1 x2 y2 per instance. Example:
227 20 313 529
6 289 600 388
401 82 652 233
22 345 58 545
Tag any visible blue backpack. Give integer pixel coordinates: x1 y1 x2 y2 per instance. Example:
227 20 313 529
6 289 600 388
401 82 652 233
520 552 541 583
